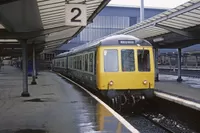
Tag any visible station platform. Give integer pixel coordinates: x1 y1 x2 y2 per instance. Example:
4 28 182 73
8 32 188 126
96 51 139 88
155 74 200 111
158 65 200 70
0 66 132 133
158 66 200 78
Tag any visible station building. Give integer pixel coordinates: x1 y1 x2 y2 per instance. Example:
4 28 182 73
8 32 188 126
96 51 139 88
58 5 167 51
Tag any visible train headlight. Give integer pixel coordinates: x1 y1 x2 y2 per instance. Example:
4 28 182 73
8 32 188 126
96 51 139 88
143 80 148 85
109 81 114 86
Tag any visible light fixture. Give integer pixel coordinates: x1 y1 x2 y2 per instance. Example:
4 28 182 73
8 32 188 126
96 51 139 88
153 37 164 42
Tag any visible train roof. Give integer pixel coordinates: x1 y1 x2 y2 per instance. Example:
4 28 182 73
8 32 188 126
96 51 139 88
55 34 151 58
55 51 69 58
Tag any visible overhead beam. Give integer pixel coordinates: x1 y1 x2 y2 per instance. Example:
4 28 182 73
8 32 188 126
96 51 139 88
0 0 20 5
158 39 200 49
154 23 199 39
0 44 21 48
0 26 78 40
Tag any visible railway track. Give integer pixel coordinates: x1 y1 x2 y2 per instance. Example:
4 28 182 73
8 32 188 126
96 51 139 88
141 113 176 133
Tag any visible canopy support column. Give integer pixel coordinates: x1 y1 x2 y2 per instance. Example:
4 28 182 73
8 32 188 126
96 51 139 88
177 48 183 82
21 40 30 97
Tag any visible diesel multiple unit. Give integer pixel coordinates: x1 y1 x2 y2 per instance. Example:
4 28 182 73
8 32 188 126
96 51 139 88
52 34 155 106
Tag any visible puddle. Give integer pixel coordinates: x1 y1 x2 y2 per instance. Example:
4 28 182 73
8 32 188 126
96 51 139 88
41 84 52 87
24 98 44 102
43 93 54 96
15 129 47 133
23 98 56 103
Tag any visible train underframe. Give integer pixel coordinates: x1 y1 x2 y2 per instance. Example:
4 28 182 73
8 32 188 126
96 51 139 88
53 68 155 111
101 89 154 111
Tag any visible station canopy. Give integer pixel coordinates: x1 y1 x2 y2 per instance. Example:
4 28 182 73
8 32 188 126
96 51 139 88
0 0 110 56
111 0 200 49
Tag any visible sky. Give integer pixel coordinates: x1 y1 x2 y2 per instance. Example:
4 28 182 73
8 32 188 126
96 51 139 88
108 0 190 9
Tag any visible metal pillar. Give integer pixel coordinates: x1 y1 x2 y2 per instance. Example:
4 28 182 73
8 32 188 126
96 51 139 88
31 44 37 85
177 48 183 82
140 0 144 22
154 48 159 82
21 40 30 97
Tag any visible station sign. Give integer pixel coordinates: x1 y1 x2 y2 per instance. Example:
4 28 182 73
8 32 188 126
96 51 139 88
65 4 87 26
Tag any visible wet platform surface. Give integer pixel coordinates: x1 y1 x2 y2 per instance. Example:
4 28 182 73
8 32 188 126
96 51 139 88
155 74 200 103
0 66 131 133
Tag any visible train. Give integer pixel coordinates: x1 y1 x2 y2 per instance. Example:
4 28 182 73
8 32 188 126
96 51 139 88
52 34 155 107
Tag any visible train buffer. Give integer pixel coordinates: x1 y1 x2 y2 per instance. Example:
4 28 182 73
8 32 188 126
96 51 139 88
155 74 200 111
0 65 136 133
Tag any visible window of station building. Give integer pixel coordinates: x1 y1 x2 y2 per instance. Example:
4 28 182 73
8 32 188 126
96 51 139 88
137 49 150 72
89 53 94 73
104 49 118 72
121 49 135 72
85 54 88 71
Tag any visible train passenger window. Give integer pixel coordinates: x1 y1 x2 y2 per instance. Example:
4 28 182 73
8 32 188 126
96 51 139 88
104 49 118 72
85 54 88 71
78 56 81 70
76 56 79 69
137 49 150 71
72 57 74 69
80 56 82 70
62 59 64 67
89 53 93 73
69 57 71 68
74 57 76 69
77 56 79 69
121 49 135 72
82 55 85 71
76 56 78 69
68 57 71 68
71 57 73 68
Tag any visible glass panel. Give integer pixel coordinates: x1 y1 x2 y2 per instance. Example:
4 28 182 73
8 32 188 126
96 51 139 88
62 59 64 67
77 56 79 69
104 49 118 72
121 49 135 71
80 56 82 70
74 57 76 69
89 53 93 73
138 50 150 71
85 54 88 71
82 55 85 71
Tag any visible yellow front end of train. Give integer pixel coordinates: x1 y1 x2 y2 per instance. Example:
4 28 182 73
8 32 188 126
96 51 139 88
96 45 155 94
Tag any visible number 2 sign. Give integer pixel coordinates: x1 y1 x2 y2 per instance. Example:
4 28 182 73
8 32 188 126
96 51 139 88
65 4 87 26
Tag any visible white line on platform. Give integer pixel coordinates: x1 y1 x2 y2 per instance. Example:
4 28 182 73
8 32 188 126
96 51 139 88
57 73 139 133
155 91 200 111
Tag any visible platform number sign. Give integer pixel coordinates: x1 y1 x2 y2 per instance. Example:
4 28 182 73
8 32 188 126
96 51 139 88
65 4 87 26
